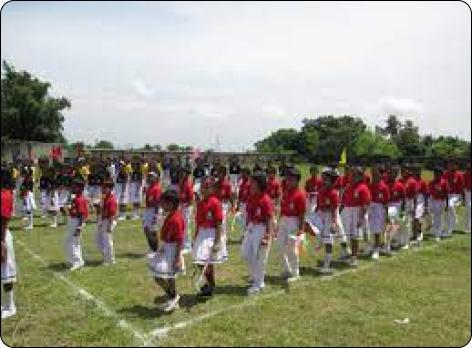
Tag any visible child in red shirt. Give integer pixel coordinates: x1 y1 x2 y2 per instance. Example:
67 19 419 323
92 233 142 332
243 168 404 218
149 189 185 313
96 180 118 265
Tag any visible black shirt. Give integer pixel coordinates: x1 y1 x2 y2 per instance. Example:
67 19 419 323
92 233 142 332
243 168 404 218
170 167 180 185
39 176 51 190
193 167 206 179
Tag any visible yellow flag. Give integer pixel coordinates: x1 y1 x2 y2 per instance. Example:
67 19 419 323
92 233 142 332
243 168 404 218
339 148 347 165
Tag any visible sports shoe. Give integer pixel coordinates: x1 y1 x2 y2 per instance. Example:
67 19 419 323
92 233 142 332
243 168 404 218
287 274 300 283
1 304 17 319
371 250 380 260
163 294 181 313
70 261 85 271
198 284 214 297
247 286 263 295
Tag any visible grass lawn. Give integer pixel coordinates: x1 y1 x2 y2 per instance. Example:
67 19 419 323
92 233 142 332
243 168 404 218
1 167 469 347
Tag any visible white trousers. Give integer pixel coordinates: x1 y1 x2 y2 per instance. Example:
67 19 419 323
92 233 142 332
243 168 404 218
1 229 17 285
430 199 446 238
241 223 270 288
465 191 471 232
277 216 300 276
181 205 194 249
95 219 116 263
447 194 462 234
66 218 84 266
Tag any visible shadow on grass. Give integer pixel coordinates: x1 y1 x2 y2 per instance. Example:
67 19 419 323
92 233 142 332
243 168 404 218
215 284 248 297
117 252 146 260
119 294 203 319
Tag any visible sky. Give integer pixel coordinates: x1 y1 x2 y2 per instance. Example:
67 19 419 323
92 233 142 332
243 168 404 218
1 1 471 150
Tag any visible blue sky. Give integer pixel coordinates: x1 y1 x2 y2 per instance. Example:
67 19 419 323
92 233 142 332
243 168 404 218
1 1 471 150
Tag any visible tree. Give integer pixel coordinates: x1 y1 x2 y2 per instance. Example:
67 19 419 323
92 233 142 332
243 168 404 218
394 120 424 156
381 115 402 139
94 140 114 149
254 128 300 153
1 61 71 142
167 144 181 151
353 131 401 158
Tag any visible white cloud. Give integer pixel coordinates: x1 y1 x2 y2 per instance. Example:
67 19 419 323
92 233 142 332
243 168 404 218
131 79 153 99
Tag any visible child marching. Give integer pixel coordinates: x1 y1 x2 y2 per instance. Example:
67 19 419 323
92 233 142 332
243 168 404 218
95 179 118 265
143 172 162 256
66 179 88 271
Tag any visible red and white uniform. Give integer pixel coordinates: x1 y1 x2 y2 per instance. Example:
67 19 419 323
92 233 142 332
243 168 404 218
150 210 186 279
315 187 341 245
428 178 450 238
2 189 16 284
278 187 306 277
215 178 232 234
236 177 251 229
96 193 118 264
193 195 227 264
179 178 195 249
66 193 89 267
305 176 322 212
342 183 371 239
443 170 465 234
241 192 274 289
368 180 390 234
404 176 423 219
143 183 162 232
267 177 282 203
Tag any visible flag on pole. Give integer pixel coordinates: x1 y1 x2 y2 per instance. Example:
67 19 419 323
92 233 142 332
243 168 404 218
339 147 347 166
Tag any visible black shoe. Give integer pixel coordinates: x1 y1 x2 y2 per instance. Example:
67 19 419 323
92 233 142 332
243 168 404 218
198 284 214 297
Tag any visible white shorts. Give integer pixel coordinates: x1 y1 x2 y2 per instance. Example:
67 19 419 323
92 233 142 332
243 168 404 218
277 216 300 245
88 185 102 205
430 199 446 215
40 190 48 209
129 181 143 204
115 183 128 205
1 230 17 284
305 210 323 235
22 191 35 214
241 223 266 262
368 202 386 234
48 192 60 212
316 210 344 245
58 189 70 208
148 242 183 279
142 208 162 232
387 202 403 224
192 228 228 265
342 206 362 240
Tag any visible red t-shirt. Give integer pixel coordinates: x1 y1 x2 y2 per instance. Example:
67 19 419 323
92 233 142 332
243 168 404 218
382 172 391 185
215 179 232 202
428 178 449 200
363 173 371 186
160 210 185 244
416 178 429 196
179 179 194 205
281 178 287 193
246 193 273 224
70 194 89 219
1 189 13 219
334 175 351 190
305 176 322 199
465 169 471 191
145 183 162 208
102 193 118 219
196 195 224 229
238 178 251 203
389 181 405 203
443 170 465 194
343 183 371 207
370 181 390 204
281 187 307 217
317 187 340 212
404 176 419 199
266 178 282 201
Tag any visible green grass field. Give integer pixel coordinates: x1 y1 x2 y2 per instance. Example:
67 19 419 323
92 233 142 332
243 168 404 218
1 167 470 347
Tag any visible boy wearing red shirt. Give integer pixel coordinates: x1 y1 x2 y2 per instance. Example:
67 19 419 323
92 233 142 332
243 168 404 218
305 165 322 214
427 167 450 241
341 167 372 267
66 179 89 271
316 168 342 274
215 166 233 237
143 172 162 256
278 167 306 282
368 166 390 260
192 177 227 297
95 180 118 265
149 190 185 313
443 160 465 236
233 167 252 233
241 172 274 295
178 167 195 253
1 168 17 319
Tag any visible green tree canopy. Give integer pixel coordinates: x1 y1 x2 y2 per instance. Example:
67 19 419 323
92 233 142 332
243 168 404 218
1 61 71 143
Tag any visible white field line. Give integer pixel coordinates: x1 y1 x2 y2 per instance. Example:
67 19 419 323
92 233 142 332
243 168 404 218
16 240 152 347
148 242 442 344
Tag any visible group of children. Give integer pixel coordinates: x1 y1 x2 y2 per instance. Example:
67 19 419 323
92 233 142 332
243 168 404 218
1 155 471 316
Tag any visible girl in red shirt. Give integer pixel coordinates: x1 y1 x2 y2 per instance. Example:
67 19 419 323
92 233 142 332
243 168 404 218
143 172 162 255
241 172 274 295
192 177 226 297
233 167 252 234
178 167 195 253
278 167 306 282
96 180 118 265
149 190 185 313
